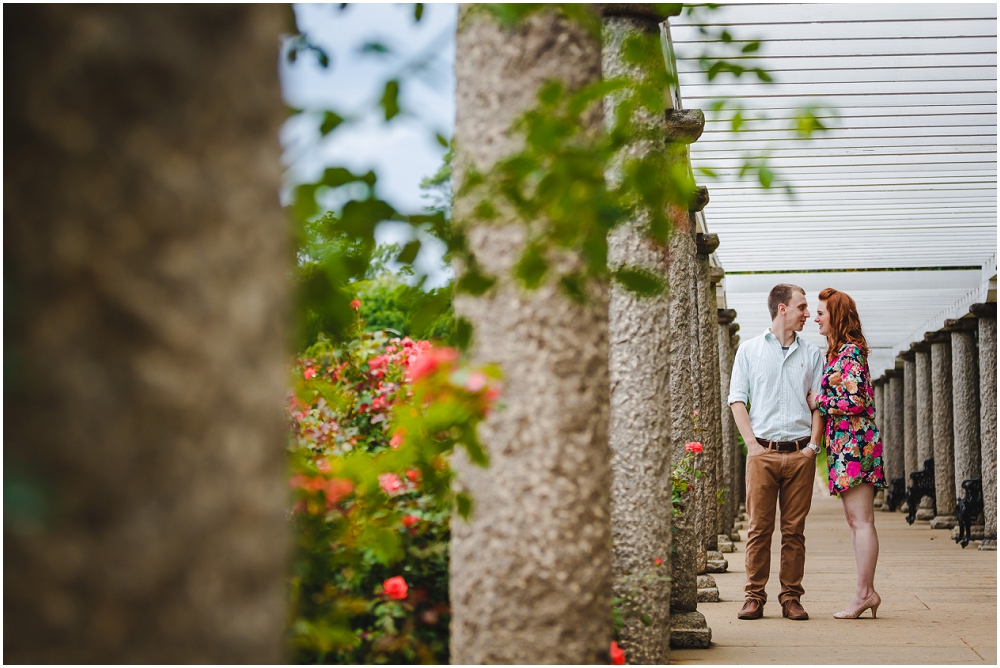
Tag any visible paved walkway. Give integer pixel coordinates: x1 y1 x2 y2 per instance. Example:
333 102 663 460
673 494 997 664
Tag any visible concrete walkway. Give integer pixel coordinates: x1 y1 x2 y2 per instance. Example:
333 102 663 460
673 495 997 664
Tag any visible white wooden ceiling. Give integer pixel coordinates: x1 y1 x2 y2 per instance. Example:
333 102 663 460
670 3 998 375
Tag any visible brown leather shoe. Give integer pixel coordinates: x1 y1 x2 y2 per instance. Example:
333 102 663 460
782 599 809 620
738 599 764 620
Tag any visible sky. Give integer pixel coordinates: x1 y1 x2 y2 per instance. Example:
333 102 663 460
280 3 458 285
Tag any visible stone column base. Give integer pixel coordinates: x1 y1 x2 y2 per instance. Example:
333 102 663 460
697 575 719 602
979 539 997 551
915 508 935 521
873 489 885 508
951 525 985 541
717 534 736 553
705 550 729 573
670 611 712 648
929 515 958 529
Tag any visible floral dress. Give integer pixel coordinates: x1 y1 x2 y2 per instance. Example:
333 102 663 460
815 343 887 495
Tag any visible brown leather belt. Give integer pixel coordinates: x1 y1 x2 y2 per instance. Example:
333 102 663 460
756 437 810 453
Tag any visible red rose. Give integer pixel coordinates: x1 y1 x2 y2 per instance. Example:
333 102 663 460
379 472 405 496
303 367 316 379
610 641 625 665
685 441 703 454
402 514 420 529
408 347 459 380
390 429 405 449
350 299 361 310
654 558 663 567
324 478 354 504
383 575 408 600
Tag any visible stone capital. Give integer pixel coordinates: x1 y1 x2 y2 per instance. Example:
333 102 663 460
664 109 705 144
695 231 719 254
970 302 997 319
910 340 932 353
600 3 682 20
924 330 951 345
689 186 710 213
717 308 737 324
944 317 978 332
708 266 725 284
899 349 916 361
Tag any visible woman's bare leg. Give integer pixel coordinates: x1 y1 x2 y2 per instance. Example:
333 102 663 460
840 484 878 608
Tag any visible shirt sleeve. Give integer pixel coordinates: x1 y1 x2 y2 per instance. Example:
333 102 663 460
728 345 750 405
816 345 868 417
810 348 825 395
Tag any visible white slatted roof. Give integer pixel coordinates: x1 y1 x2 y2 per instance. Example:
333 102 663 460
670 3 998 375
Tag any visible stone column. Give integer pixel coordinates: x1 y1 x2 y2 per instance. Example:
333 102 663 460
717 307 739 544
927 332 958 529
730 326 745 512
914 343 936 520
451 9 612 663
873 378 886 508
883 372 905 511
6 6 292 663
971 302 997 550
945 318 981 525
901 353 919 484
601 7 683 662
696 234 725 567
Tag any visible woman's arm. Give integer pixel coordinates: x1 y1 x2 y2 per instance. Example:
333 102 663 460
816 346 868 416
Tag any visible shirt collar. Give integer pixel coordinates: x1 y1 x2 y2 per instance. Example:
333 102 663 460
765 328 801 349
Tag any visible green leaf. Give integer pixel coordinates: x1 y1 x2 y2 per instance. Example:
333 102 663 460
640 613 653 627
613 267 666 297
456 492 473 519
396 240 421 264
515 243 548 290
362 41 389 54
454 317 474 352
436 133 450 147
741 41 761 54
320 111 345 136
758 165 774 189
380 80 401 121
414 3 424 21
755 68 773 83
456 266 496 296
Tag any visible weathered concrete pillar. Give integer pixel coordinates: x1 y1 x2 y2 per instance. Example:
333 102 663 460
6 6 292 663
451 8 612 663
971 302 997 550
927 332 957 529
873 378 886 508
914 344 936 520
901 353 919 484
731 326 745 512
883 373 905 512
946 319 981 524
602 7 679 662
717 307 739 544
696 234 725 569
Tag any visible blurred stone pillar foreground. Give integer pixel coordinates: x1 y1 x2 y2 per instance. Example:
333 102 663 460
901 353 919 485
450 7 613 663
928 333 958 529
602 5 679 664
971 303 997 550
884 372 905 512
717 308 740 543
5 5 291 663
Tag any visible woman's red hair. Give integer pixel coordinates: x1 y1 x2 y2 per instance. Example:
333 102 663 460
819 287 868 360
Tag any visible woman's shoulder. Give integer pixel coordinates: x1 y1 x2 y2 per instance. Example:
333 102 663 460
838 342 865 358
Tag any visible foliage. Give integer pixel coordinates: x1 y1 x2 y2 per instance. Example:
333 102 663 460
284 4 835 345
286 315 499 663
352 266 455 345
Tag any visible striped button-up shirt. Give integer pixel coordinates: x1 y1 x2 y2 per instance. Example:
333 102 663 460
728 329 826 442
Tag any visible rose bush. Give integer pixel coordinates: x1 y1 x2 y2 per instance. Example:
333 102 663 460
287 313 499 663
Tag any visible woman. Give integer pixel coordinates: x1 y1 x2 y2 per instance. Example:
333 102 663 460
807 287 886 620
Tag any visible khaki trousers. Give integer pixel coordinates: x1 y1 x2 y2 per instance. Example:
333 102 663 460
744 448 815 605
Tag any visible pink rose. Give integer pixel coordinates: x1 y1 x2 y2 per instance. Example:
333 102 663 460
464 371 488 392
379 472 405 496
350 299 361 310
837 399 849 410
846 461 861 478
838 419 850 430
685 441 704 454
865 429 874 440
873 443 882 458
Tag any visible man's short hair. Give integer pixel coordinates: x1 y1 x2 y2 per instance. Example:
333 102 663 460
767 283 806 320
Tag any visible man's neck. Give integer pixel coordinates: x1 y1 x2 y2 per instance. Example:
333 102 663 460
769 322 797 347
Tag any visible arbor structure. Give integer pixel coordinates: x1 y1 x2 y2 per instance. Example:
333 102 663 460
5 5 291 662
450 8 613 663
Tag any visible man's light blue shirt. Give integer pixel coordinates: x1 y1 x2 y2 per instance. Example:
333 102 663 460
728 328 826 442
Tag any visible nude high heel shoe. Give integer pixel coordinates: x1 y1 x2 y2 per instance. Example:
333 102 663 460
833 592 880 619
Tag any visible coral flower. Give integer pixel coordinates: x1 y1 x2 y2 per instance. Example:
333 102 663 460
408 347 459 380
383 576 408 600
464 371 488 392
303 367 316 379
610 641 625 665
685 441 703 454
654 558 663 567
402 514 420 529
390 429 406 449
350 299 361 310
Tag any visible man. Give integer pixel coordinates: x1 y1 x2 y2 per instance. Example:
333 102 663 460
728 284 826 621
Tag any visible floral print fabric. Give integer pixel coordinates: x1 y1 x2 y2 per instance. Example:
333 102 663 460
816 343 887 495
